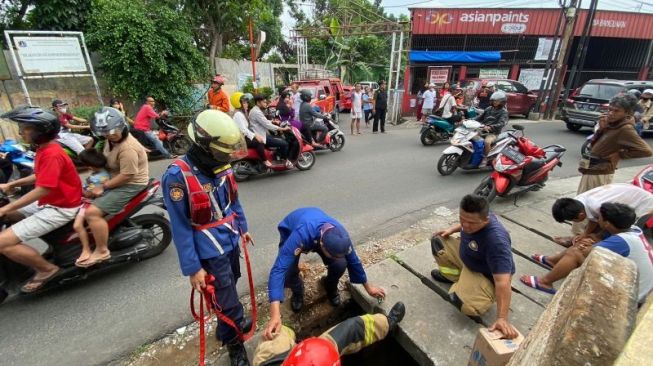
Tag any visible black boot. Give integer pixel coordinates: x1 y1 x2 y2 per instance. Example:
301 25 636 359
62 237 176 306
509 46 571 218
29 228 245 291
321 276 341 307
386 302 406 331
430 269 453 284
240 317 253 334
291 292 304 313
227 341 250 366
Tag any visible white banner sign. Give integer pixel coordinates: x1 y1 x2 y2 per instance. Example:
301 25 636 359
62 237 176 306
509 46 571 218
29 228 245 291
479 68 509 79
14 36 87 74
518 68 546 91
534 38 559 61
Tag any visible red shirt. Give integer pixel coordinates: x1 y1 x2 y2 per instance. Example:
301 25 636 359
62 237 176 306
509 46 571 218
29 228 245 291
58 113 74 128
134 104 159 131
34 143 82 208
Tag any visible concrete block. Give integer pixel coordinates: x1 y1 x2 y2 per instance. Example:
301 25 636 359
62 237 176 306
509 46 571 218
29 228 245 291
351 258 479 366
500 207 570 240
395 241 545 334
614 295 653 365
508 248 638 366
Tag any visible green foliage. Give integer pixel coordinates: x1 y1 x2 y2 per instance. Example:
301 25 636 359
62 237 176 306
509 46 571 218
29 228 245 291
86 0 208 113
70 104 102 120
241 78 273 98
29 0 92 31
263 52 284 64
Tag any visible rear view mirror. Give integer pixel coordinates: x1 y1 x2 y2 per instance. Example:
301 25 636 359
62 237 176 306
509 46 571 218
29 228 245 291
513 124 525 131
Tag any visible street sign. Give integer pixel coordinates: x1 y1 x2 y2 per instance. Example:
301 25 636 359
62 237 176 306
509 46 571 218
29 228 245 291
13 36 87 74
479 68 509 78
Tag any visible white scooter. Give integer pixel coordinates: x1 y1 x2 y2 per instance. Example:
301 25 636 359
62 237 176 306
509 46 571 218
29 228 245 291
436 119 518 176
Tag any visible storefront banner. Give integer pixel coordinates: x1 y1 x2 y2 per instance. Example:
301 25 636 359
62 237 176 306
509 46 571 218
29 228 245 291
410 51 501 63
428 67 451 84
518 69 547 91
479 68 509 79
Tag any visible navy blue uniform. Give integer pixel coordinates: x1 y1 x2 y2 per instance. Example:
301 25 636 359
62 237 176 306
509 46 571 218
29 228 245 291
162 157 248 343
268 207 367 302
460 214 515 276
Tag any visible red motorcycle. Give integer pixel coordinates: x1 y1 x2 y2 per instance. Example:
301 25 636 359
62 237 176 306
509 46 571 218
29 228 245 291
473 125 566 202
0 180 171 296
231 123 316 181
633 164 653 241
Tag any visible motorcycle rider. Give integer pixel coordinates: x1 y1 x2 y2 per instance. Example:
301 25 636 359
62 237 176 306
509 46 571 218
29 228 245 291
248 94 293 168
52 99 94 154
231 92 270 168
298 90 328 147
162 110 253 366
133 96 174 159
208 75 230 113
0 106 82 293
476 90 509 157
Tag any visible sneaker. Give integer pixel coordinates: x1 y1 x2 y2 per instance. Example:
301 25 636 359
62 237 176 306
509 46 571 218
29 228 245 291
386 302 406 331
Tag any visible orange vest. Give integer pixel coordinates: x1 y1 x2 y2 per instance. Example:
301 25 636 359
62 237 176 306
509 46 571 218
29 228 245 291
208 88 230 112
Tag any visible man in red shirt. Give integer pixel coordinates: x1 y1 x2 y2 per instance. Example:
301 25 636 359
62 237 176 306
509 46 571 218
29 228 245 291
133 96 173 158
52 99 94 154
0 106 82 293
207 75 230 112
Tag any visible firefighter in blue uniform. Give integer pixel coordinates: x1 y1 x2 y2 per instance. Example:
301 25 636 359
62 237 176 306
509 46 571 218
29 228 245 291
162 110 252 366
263 207 387 340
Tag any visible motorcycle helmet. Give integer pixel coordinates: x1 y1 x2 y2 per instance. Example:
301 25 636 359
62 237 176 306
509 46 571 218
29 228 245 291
642 89 653 98
281 337 340 366
627 89 642 99
490 90 507 104
230 92 244 109
187 109 246 162
299 90 312 103
91 107 127 137
211 75 225 85
1 106 60 144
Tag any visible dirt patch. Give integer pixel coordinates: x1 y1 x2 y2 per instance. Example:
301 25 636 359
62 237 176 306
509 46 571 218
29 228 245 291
115 207 457 366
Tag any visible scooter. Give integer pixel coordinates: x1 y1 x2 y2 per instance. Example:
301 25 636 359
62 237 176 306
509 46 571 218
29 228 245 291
473 136 566 203
0 180 171 298
131 117 192 159
436 119 516 176
633 164 653 242
0 139 35 195
231 122 316 181
311 114 345 152
420 115 457 146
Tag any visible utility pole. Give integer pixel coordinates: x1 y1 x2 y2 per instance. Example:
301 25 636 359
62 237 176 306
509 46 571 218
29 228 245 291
564 0 598 101
248 18 257 92
545 0 579 120
533 6 565 116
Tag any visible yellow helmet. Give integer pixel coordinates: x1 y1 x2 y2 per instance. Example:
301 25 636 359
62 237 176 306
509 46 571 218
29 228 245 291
187 110 246 158
230 92 244 109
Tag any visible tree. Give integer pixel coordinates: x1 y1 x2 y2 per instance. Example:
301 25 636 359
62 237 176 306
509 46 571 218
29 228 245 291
86 0 208 112
29 0 92 31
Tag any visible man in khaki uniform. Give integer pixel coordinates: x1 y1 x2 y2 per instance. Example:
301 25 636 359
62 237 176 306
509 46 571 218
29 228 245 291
431 195 518 339
640 89 653 131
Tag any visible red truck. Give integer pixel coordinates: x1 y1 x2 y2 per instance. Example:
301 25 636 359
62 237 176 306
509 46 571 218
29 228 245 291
271 78 348 120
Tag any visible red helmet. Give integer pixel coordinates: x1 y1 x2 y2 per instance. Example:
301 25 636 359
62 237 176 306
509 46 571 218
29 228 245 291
281 337 340 366
212 75 225 84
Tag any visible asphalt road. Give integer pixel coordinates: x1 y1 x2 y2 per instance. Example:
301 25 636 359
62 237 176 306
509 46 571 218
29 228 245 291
0 120 651 366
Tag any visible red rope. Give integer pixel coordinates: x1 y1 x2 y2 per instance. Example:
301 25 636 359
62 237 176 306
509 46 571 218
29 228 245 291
190 235 257 366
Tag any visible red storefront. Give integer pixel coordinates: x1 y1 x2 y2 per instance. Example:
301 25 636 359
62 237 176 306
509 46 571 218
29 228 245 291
402 7 653 115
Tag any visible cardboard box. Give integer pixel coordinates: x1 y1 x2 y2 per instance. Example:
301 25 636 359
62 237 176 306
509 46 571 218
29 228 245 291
468 327 524 366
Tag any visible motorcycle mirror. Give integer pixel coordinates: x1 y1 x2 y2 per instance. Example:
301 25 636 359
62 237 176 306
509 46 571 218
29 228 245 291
554 147 567 152
512 124 525 131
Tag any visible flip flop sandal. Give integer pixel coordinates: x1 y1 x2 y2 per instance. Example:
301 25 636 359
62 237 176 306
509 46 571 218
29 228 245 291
77 253 112 268
21 268 62 293
531 254 553 269
520 275 556 295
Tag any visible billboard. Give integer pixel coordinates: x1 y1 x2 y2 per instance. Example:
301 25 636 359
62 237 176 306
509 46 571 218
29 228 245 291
13 37 87 74
428 66 451 84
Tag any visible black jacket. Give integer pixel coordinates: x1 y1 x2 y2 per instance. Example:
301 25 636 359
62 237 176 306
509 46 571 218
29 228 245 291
476 106 509 134
299 102 323 128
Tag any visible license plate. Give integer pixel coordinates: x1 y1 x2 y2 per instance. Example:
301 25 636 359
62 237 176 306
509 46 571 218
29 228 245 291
502 148 525 164
576 103 597 111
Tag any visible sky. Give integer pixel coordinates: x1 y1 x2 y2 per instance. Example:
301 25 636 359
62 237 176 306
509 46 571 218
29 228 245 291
282 0 653 37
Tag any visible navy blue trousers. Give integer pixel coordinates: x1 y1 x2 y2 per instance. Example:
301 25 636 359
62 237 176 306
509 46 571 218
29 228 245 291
284 248 347 297
201 247 244 343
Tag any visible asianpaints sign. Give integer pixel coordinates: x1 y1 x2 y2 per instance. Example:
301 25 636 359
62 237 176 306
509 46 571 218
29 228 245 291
460 11 529 27
427 10 530 34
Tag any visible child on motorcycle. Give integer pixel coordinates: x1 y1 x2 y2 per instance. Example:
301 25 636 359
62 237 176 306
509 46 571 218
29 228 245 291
74 149 111 267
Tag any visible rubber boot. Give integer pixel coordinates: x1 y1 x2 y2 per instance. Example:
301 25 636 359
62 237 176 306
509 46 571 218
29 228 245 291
227 340 250 366
386 302 406 331
449 292 483 323
321 276 341 307
290 282 304 313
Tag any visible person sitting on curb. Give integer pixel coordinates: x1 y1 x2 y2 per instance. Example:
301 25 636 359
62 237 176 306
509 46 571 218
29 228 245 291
431 194 518 339
552 183 653 246
263 207 387 341
253 302 405 366
522 202 653 304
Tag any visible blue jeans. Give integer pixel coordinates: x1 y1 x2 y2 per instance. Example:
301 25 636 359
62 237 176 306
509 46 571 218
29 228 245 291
144 130 172 158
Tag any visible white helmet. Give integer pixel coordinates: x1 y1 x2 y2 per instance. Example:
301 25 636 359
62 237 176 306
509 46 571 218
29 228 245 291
642 89 653 96
490 90 507 103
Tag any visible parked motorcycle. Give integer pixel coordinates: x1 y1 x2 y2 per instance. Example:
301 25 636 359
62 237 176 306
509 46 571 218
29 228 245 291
131 117 192 159
436 120 516 176
0 180 171 296
311 114 345 152
231 122 316 181
473 135 566 203
633 164 653 242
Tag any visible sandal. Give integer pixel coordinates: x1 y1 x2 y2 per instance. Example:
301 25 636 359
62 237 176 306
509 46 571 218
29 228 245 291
21 268 62 293
77 252 111 268
520 275 556 295
531 254 553 269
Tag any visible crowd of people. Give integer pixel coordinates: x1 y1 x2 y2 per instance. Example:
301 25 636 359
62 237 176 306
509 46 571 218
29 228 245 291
0 72 651 366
